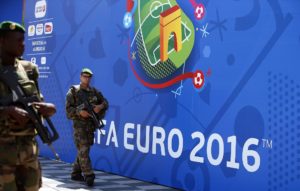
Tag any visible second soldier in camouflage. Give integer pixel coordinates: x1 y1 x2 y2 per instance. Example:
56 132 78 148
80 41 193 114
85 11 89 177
65 68 108 187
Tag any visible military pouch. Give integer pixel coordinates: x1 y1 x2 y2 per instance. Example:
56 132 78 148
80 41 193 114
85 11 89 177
19 80 39 97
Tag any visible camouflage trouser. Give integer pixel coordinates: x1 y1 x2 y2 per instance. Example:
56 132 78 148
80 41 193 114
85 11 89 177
0 136 41 191
72 124 95 177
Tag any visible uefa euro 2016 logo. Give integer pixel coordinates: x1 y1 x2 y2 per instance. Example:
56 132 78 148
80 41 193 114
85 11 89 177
124 0 206 90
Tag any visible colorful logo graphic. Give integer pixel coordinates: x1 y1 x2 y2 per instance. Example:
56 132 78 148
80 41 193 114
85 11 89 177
28 25 35 36
127 0 205 89
44 22 53 34
36 23 44 35
35 0 47 18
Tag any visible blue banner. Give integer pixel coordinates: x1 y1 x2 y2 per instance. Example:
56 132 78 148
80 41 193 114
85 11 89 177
24 0 300 190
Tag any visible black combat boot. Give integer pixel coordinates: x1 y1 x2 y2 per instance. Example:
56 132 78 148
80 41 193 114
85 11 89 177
85 174 95 187
71 173 84 181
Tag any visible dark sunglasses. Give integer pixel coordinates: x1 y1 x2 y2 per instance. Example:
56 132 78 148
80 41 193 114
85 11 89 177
82 75 92 78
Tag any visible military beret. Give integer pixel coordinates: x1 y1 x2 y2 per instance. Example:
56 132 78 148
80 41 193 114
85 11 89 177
81 68 93 76
0 21 25 33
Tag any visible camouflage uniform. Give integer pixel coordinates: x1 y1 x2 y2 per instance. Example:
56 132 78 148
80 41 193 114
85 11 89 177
65 84 108 180
0 59 41 191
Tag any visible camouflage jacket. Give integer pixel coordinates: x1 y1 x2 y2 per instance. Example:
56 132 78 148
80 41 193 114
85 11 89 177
65 84 108 128
0 59 40 137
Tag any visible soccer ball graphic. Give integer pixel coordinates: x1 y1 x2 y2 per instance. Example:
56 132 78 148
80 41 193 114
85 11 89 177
193 70 204 88
123 12 133 29
194 4 205 20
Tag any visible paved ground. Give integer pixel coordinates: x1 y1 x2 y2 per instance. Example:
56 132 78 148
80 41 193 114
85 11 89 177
39 157 179 191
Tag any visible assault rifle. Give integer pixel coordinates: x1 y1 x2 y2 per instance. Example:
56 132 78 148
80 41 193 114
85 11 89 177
77 100 105 130
0 66 60 160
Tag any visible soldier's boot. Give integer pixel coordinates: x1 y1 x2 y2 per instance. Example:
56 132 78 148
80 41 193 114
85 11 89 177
71 173 84 181
85 174 95 187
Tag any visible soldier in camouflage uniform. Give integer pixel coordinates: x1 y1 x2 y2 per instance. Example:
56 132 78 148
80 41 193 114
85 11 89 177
0 21 56 190
65 68 108 187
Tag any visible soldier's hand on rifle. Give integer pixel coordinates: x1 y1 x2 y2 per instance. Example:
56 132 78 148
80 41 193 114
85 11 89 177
79 110 91 118
33 102 56 117
6 106 31 125
93 104 105 114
